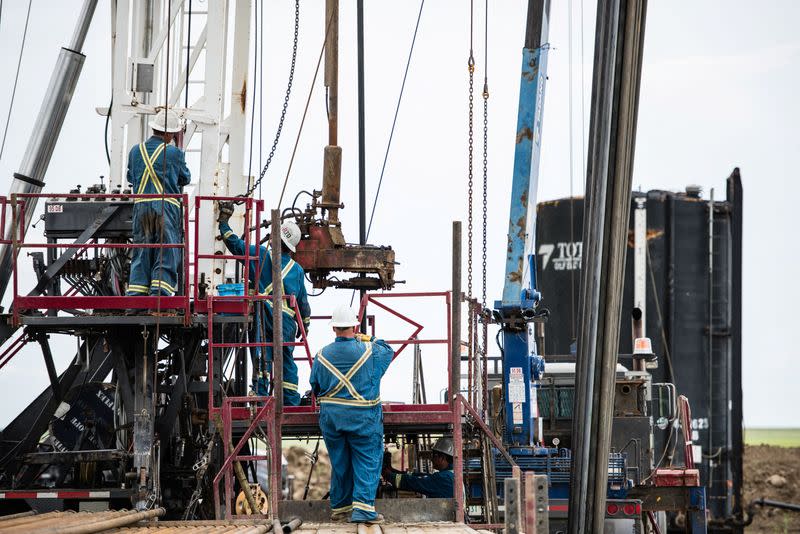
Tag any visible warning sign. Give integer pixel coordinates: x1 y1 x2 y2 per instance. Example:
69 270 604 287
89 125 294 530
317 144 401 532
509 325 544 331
512 403 523 425
508 367 526 403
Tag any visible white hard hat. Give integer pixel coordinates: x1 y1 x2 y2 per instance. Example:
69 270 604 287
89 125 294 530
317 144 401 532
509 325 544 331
329 305 360 328
148 108 183 133
280 220 302 252
432 437 454 457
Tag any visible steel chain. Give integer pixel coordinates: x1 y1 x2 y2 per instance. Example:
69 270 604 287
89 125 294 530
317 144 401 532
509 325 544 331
481 0 490 416
243 0 300 199
467 53 475 302
184 433 215 519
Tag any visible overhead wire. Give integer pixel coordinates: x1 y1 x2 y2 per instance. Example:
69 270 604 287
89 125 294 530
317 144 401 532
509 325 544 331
0 0 33 162
364 0 425 242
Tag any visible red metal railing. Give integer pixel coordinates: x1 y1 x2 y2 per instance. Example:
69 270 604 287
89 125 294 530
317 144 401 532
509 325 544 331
211 291 464 520
206 294 313 417
0 195 13 245
192 196 263 314
10 193 191 324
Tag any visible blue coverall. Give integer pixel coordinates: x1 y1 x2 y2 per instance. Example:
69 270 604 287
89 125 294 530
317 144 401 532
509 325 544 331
219 221 311 405
393 465 454 498
126 136 191 297
309 336 394 522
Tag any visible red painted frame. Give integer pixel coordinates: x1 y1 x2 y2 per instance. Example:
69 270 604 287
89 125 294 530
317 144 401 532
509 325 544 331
10 193 192 325
211 291 466 521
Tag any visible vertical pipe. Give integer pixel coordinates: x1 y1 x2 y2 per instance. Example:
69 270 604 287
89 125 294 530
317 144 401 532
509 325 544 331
450 222 462 410
324 0 339 145
451 222 464 522
726 168 743 521
568 0 648 532
271 209 283 415
707 187 714 478
357 0 367 319
270 209 283 518
357 0 366 247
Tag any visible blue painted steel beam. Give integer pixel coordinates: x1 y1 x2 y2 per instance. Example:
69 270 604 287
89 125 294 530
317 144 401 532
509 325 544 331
500 45 549 307
497 0 551 447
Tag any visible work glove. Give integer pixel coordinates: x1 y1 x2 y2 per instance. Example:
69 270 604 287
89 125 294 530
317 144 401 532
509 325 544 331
296 325 309 339
356 333 374 343
217 201 235 224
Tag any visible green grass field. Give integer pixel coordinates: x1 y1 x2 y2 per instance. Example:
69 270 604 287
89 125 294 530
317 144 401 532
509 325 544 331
745 428 800 447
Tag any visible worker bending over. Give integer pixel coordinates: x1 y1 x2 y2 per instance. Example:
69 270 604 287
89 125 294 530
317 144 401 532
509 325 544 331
126 108 190 301
217 202 310 405
383 437 455 498
309 305 394 524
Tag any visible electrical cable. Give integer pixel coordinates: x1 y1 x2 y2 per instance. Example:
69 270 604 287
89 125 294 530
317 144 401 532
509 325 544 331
364 0 425 241
0 0 33 162
104 97 112 164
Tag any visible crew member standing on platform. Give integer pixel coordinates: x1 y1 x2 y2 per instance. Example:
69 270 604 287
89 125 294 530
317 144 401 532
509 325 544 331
382 437 455 498
216 201 310 405
309 305 394 524
126 108 191 302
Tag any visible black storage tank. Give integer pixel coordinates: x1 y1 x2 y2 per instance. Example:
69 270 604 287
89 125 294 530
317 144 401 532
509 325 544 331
535 169 744 530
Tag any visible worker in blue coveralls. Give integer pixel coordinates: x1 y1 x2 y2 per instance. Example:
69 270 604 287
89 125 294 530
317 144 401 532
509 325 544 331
382 437 455 498
125 108 190 302
216 201 310 405
309 305 394 524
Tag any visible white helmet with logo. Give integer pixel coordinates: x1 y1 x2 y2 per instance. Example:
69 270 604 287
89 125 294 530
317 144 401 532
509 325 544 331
149 108 183 133
279 220 302 252
329 305 360 328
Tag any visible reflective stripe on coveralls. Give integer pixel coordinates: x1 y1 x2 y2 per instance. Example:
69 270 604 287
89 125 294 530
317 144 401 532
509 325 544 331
126 137 190 297
137 143 182 208
259 255 300 398
316 344 380 407
261 256 298 317
217 220 311 405
310 337 394 522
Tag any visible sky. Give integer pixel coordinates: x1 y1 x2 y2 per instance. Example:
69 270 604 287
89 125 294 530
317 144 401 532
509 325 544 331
0 0 797 429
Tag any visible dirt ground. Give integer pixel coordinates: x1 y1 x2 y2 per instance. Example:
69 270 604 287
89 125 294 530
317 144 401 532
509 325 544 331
744 445 800 533
285 444 800 532
284 445 332 500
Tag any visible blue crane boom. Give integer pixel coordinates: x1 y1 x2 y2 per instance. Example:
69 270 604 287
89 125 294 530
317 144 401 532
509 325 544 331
495 0 551 447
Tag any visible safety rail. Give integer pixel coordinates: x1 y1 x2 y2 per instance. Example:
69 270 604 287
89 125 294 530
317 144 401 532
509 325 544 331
0 195 14 245
10 193 191 325
206 294 313 417
209 291 463 520
192 196 264 314
212 395 275 520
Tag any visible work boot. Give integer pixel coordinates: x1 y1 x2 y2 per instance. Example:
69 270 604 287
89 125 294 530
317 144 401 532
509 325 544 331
330 511 349 523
